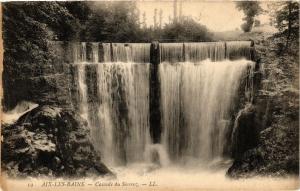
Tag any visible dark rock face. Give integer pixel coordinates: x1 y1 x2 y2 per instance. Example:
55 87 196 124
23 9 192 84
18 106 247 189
228 122 299 178
231 104 260 159
1 105 112 178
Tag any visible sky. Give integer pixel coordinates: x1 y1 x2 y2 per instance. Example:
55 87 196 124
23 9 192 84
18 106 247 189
137 1 271 32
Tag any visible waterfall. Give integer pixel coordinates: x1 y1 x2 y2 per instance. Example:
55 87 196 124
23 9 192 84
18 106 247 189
103 43 112 62
184 42 225 61
74 43 151 166
91 42 99 63
77 64 89 120
74 42 89 120
95 62 150 165
226 41 252 60
160 43 184 63
72 41 254 167
111 43 151 63
160 41 251 63
159 59 254 163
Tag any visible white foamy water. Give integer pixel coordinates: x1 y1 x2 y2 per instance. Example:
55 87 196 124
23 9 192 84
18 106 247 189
95 62 151 166
160 59 254 162
77 63 89 121
74 43 151 166
75 62 150 166
111 43 151 63
2 101 39 124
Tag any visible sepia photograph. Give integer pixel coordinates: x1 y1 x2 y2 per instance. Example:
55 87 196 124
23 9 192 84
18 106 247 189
0 1 299 190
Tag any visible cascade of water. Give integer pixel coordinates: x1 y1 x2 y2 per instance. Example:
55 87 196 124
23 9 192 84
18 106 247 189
72 42 81 63
94 63 150 165
131 43 151 63
244 64 255 102
74 42 89 121
73 41 254 168
72 43 79 63
160 43 184 63
184 42 226 62
91 42 99 63
77 65 89 122
75 42 151 166
80 42 87 62
102 43 112 62
160 41 252 63
159 59 255 163
144 144 171 167
226 41 252 60
111 43 151 63
111 43 131 62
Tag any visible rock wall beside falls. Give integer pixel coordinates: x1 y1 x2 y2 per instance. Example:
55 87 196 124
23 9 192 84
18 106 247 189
227 37 299 178
1 105 112 177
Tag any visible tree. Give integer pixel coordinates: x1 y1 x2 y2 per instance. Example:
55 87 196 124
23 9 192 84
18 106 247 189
173 0 177 23
3 2 81 64
236 1 262 32
274 2 299 48
162 17 213 42
154 8 158 28
179 1 182 20
159 9 163 28
142 12 147 28
85 1 142 42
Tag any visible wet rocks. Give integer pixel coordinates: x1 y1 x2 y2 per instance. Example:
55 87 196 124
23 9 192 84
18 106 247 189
227 122 299 178
1 105 112 178
231 104 260 159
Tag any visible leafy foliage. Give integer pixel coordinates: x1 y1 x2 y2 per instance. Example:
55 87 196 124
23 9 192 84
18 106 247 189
83 2 142 42
3 2 81 64
3 1 214 110
3 1 214 62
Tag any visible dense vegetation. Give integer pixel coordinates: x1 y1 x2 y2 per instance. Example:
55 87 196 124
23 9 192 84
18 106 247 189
2 1 213 110
3 1 213 60
3 1 213 64
273 2 299 50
